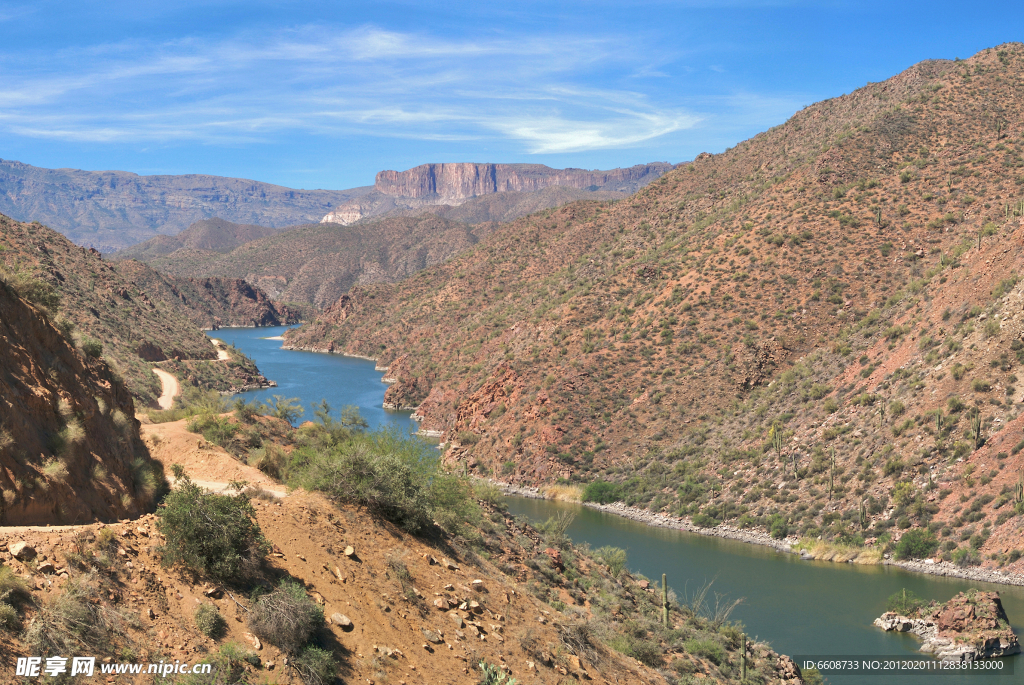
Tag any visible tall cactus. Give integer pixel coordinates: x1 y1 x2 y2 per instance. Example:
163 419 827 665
972 411 983 449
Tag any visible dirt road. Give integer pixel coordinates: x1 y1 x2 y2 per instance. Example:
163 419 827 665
152 368 179 410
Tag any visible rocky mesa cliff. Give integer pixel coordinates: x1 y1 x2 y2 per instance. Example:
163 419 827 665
321 162 673 225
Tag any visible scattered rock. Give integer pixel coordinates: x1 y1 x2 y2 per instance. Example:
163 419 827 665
421 628 444 644
37 561 56 575
332 613 354 631
9 542 35 561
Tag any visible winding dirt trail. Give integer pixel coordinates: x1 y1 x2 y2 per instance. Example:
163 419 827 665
152 368 179 410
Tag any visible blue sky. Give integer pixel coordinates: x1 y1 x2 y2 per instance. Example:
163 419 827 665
0 1 1017 189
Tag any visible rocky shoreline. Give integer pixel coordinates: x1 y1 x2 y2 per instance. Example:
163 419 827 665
494 482 1024 588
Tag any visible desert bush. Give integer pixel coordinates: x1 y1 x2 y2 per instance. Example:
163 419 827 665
149 388 229 424
157 471 269 583
248 580 324 654
194 603 227 638
24 574 131 656
0 267 60 312
248 444 288 480
290 427 479 536
80 339 103 359
294 646 337 685
685 638 725 665
952 547 981 567
886 588 926 615
269 395 304 424
186 414 237 447
559 619 603 665
894 529 938 560
593 546 628 576
581 480 622 504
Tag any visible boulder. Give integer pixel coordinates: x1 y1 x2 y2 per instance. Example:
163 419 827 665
9 541 35 561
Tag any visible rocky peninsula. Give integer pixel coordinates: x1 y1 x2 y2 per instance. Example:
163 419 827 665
874 590 1020 661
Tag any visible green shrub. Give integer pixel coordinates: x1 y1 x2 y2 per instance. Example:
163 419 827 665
186 414 237 447
290 427 479 536
593 546 628 576
80 339 103 359
157 471 269 582
581 480 622 504
894 529 938 560
685 639 725 665
769 514 788 539
885 588 926 615
269 395 304 424
194 603 227 638
952 547 981 567
248 580 324 654
692 512 719 528
294 646 337 685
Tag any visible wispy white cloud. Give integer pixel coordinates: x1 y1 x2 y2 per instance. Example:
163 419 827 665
0 22 785 156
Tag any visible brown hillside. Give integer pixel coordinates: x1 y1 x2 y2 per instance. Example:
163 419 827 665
141 216 502 309
114 260 303 330
285 44 1024 572
113 218 288 261
0 279 164 524
0 214 269 405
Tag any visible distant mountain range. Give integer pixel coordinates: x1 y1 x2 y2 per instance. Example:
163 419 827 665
0 159 371 252
0 158 672 252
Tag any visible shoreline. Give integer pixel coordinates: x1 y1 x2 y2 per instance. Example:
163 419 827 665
495 482 1024 589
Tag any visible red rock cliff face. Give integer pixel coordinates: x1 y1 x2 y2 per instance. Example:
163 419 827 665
375 163 672 200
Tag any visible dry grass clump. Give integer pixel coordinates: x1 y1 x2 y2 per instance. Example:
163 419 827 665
24 574 135 656
247 580 324 654
542 483 583 502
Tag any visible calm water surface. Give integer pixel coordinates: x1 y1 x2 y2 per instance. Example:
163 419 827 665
207 326 416 433
505 497 1023 685
213 325 1021 684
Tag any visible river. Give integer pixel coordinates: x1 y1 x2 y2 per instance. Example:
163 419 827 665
212 326 1022 684
208 325 416 434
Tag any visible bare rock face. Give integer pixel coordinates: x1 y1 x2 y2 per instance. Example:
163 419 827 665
321 162 672 225
374 162 671 200
874 591 1020 661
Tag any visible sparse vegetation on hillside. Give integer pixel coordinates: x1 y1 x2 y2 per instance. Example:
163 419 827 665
284 43 1024 573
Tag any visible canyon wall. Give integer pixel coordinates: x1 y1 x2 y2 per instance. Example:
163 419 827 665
374 162 673 200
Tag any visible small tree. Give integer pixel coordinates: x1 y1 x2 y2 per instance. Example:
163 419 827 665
157 469 269 582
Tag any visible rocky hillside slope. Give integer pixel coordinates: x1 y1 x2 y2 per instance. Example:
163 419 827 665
136 216 503 309
0 214 269 404
115 260 303 330
285 44 1024 574
112 218 287 261
0 278 164 524
321 162 671 225
0 159 371 252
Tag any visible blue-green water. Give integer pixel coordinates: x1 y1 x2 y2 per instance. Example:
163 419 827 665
505 497 1022 684
212 325 1022 684
207 326 416 433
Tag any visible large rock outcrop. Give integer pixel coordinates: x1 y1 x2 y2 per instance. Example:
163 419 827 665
875 591 1021 661
373 162 673 200
321 162 672 225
